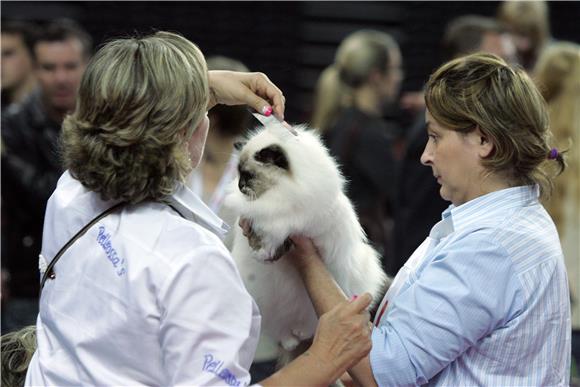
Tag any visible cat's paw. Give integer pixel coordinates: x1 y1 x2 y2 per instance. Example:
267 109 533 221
281 336 300 351
246 227 263 251
253 247 272 263
271 238 292 260
291 328 310 341
252 238 292 264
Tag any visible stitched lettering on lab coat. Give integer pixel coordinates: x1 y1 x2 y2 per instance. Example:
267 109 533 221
203 354 245 386
97 226 126 276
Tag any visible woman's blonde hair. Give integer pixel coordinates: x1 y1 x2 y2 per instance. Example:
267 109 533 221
62 31 209 204
425 52 565 199
1 326 37 387
311 30 398 133
534 42 580 228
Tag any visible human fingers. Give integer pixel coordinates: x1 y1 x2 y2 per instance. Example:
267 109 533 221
288 235 318 255
247 72 286 121
313 307 372 371
343 293 372 314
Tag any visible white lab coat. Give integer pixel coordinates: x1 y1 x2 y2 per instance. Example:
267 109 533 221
25 171 261 386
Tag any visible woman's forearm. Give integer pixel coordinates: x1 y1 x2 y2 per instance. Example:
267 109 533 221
259 349 336 387
349 356 378 387
295 253 348 315
260 294 374 386
293 254 378 387
259 347 376 387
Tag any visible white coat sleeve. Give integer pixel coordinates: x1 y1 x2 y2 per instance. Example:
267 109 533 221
157 243 260 386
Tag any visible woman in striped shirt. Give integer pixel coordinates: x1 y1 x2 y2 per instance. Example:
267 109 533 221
285 52 571 386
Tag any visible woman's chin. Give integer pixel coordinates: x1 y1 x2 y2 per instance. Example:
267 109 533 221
439 187 451 203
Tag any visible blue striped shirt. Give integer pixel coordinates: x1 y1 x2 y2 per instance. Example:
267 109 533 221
371 185 571 386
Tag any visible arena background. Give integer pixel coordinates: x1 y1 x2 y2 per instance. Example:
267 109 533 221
3 1 580 124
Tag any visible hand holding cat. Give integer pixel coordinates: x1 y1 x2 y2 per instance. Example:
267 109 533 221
286 235 323 272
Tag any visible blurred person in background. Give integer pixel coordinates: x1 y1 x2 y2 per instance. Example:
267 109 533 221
497 0 551 72
400 15 517 116
1 19 40 325
1 20 39 110
391 15 517 276
534 41 580 380
1 19 92 333
441 15 517 66
311 29 403 268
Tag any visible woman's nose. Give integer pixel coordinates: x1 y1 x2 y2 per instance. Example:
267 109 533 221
420 145 432 166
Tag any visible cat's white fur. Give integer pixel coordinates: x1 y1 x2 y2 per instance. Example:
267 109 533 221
225 123 387 351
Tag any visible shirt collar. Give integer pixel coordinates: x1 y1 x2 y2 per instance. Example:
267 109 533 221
164 182 230 239
441 185 539 234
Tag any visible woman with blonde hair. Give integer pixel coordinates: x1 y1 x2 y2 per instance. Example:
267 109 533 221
311 30 402 134
267 53 571 385
311 29 403 261
22 31 372 386
535 41 580 329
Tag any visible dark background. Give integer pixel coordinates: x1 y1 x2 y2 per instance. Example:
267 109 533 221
3 1 580 123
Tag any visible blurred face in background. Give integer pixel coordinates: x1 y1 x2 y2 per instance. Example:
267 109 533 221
34 37 87 113
379 47 403 103
480 31 517 63
1 33 34 91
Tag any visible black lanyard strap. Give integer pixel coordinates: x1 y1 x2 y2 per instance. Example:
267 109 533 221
40 201 126 292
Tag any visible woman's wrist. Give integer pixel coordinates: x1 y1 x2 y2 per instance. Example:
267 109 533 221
287 236 323 275
304 345 343 383
207 71 219 110
259 345 338 386
292 253 321 277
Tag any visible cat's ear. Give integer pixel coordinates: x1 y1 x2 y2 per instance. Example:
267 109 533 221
234 141 247 151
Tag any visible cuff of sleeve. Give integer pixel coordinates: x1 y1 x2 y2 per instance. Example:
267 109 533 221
370 324 420 386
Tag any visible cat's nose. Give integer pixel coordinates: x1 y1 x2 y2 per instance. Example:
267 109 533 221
239 169 254 191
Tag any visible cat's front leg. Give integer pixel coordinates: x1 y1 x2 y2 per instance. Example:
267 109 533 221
257 237 293 263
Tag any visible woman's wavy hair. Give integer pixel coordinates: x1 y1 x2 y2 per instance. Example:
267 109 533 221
425 52 566 199
62 31 209 204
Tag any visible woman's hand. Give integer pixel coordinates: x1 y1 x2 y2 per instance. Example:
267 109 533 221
208 70 286 120
306 293 373 382
285 235 321 273
259 294 374 387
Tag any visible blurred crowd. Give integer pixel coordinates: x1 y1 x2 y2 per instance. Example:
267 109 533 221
1 0 579 382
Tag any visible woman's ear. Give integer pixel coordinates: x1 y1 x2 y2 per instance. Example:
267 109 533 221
475 126 494 158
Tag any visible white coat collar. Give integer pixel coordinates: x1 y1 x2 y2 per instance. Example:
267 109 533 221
164 182 230 239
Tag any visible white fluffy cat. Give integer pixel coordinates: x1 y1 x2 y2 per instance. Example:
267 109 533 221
225 123 387 351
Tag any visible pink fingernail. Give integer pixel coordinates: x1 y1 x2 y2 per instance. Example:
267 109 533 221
262 106 272 116
350 295 358 302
